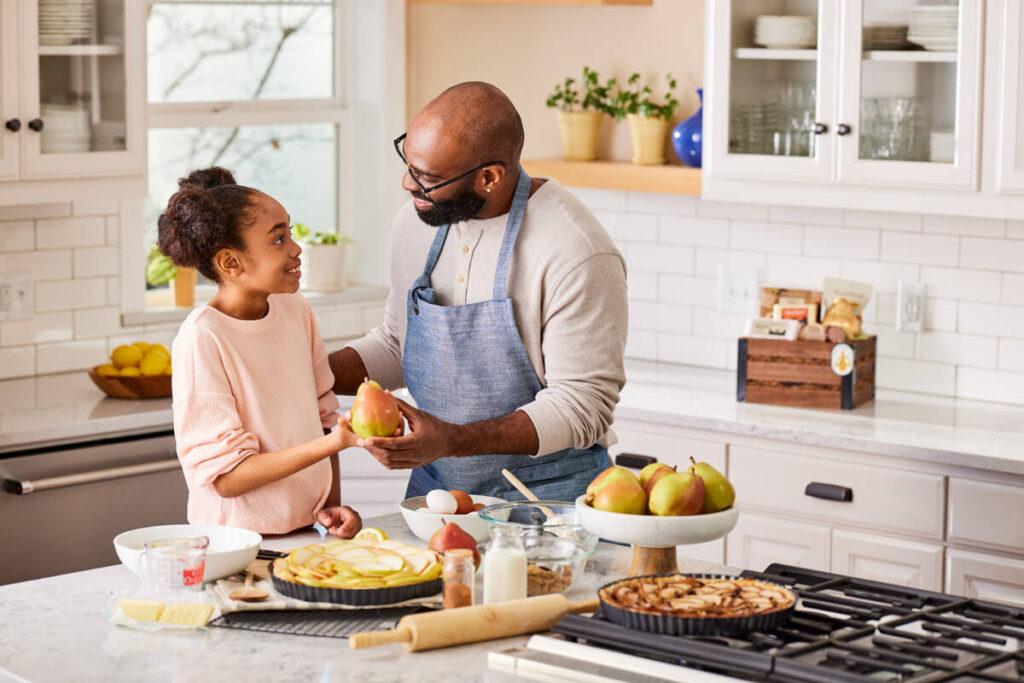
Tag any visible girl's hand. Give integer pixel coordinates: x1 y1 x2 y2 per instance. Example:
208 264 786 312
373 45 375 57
317 505 362 538
332 412 361 452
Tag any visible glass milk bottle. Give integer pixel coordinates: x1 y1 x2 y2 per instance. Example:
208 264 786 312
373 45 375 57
482 526 527 604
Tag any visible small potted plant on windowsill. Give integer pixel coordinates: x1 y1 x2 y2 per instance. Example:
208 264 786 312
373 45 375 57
546 66 616 161
291 223 353 293
612 72 680 165
146 244 195 308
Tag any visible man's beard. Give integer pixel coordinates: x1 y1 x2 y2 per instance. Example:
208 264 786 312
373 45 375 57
414 183 487 227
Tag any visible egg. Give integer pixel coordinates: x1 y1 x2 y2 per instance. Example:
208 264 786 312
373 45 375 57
425 489 458 514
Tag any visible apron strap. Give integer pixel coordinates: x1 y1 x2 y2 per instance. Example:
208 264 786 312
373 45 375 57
491 167 532 301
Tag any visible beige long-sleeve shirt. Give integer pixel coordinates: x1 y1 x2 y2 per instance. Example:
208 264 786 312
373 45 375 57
346 178 628 457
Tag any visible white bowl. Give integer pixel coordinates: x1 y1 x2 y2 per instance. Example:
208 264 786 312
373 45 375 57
399 494 506 542
113 524 262 583
574 495 739 548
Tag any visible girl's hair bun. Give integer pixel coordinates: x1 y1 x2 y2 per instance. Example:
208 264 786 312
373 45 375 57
179 166 236 191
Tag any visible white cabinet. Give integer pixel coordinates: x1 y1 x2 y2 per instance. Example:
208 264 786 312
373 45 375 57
726 512 831 572
832 529 943 591
947 549 1024 608
948 477 1024 554
996 0 1024 193
0 0 145 204
338 448 409 520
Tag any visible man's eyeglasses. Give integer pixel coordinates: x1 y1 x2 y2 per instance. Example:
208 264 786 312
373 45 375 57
394 133 504 198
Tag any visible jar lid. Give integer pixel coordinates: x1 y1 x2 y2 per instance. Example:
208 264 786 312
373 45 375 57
444 549 474 560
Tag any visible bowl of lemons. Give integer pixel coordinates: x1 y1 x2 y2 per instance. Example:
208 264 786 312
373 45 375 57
89 341 173 399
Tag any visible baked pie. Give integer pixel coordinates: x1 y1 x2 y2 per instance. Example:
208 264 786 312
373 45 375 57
600 574 795 618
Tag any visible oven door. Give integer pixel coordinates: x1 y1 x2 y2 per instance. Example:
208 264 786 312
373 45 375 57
0 432 187 584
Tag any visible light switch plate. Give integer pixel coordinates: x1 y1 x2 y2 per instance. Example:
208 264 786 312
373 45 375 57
0 272 32 321
719 264 762 314
896 280 925 332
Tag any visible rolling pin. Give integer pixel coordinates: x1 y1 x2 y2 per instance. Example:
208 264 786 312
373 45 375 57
349 594 599 652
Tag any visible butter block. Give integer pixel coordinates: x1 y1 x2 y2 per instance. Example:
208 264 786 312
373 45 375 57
157 603 214 626
118 599 165 622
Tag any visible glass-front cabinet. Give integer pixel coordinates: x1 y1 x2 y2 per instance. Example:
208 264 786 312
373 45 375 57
997 0 1024 194
707 0 982 190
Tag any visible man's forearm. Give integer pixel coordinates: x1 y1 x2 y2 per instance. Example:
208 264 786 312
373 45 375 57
451 409 539 458
328 346 369 394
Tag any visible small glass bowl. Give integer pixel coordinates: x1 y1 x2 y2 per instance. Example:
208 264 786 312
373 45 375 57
477 501 598 595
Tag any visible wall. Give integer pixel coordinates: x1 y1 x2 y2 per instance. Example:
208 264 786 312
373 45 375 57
0 201 384 380
406 0 705 161
572 188 1024 406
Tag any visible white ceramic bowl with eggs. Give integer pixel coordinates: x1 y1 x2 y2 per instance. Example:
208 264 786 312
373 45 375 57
113 524 262 583
399 493 506 542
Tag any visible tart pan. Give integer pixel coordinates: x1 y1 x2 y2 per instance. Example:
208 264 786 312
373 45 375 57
598 573 796 637
271 574 441 607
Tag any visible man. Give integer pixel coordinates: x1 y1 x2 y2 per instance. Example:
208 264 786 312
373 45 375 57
328 82 628 501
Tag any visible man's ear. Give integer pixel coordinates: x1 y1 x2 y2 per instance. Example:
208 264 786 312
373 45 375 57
212 247 243 281
478 164 506 194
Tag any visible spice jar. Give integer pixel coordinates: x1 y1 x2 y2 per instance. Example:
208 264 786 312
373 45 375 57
442 549 475 609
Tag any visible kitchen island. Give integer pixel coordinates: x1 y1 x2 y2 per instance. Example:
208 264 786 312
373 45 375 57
0 512 730 682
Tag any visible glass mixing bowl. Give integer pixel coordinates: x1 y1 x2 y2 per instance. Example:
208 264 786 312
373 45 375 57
477 501 598 595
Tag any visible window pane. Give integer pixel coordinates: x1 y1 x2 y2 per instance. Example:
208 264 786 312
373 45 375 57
144 123 337 256
147 1 334 103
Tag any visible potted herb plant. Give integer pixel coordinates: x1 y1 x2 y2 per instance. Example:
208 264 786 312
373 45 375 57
612 72 680 165
291 223 353 292
546 66 616 161
146 244 195 308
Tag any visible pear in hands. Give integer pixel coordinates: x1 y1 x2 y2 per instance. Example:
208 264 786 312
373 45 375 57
350 379 400 438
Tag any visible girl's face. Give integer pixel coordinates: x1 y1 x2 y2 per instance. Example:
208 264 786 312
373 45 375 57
234 192 303 295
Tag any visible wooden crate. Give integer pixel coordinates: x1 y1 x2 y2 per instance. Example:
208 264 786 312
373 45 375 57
737 336 876 410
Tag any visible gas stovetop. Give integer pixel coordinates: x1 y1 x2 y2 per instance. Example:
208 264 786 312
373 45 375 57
537 564 1024 682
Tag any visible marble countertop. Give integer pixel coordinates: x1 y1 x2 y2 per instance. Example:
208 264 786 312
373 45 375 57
0 513 730 682
3 361 1024 475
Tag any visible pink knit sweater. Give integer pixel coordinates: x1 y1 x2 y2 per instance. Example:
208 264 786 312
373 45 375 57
171 293 340 534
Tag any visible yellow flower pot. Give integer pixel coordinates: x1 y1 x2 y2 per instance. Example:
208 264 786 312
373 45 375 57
626 114 669 165
556 110 602 161
171 266 196 308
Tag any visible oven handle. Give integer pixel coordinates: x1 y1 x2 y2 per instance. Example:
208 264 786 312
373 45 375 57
2 459 181 495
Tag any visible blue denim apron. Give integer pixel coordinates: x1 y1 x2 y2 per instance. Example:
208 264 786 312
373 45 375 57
402 168 610 500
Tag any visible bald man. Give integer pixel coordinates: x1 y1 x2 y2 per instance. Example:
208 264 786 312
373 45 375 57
328 82 628 501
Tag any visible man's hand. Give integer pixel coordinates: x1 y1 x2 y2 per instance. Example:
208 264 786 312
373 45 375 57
332 409 402 453
358 398 458 469
316 505 362 538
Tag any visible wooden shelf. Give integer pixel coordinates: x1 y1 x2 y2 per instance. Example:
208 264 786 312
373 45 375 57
39 45 123 57
734 47 817 61
735 47 956 63
408 0 650 5
522 159 701 195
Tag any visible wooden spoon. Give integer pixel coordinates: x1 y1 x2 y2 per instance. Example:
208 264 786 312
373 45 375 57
228 570 269 602
500 468 560 522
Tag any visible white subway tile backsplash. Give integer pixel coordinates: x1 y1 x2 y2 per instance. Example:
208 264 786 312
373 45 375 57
920 266 1002 303
959 302 1024 338
72 200 119 216
0 346 35 379
925 298 958 332
730 221 802 254
74 307 127 339
957 367 1024 404
876 357 956 396
627 272 658 301
694 249 766 279
998 338 1024 373
659 275 718 306
876 293 897 326
626 243 693 275
961 238 1024 273
881 232 959 266
572 188 627 211
695 199 768 221
923 215 1006 238
106 216 120 246
0 312 72 346
630 302 692 334
844 209 922 232
658 333 731 368
73 246 119 278
1004 274 1024 305
626 192 696 216
36 216 105 250
0 203 70 221
107 277 121 306
36 339 107 374
1008 220 1024 240
35 278 107 312
804 226 879 260
615 212 659 242
768 205 843 226
658 216 729 247
765 254 842 289
0 250 71 280
692 309 748 338
0 221 34 252
625 330 658 360
839 260 919 294
864 324 915 359
916 331 997 368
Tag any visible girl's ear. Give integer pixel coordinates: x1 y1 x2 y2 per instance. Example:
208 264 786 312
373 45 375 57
212 247 243 281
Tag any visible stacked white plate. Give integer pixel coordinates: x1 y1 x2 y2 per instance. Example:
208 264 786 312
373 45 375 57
39 0 94 46
908 4 958 51
40 103 91 154
754 15 817 49
863 24 910 50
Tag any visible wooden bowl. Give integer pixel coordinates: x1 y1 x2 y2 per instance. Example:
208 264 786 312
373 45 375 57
88 367 172 399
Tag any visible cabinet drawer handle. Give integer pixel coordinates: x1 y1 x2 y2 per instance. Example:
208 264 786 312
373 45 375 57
836 123 852 136
804 482 853 502
615 453 657 469
4 118 20 132
813 122 828 135
2 459 181 495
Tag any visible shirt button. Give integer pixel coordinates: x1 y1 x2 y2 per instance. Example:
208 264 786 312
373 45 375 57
457 275 465 284
461 244 469 255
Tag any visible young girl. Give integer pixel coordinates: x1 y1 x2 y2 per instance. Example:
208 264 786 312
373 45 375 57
160 166 362 537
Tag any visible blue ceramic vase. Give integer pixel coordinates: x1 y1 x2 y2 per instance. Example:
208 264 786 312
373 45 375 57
672 87 703 168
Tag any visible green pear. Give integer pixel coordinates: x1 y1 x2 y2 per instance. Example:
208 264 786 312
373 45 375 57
648 471 705 516
689 457 735 513
642 464 677 497
586 465 640 498
350 379 401 438
591 479 647 515
638 462 668 488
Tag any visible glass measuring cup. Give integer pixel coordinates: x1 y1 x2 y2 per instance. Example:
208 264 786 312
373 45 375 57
139 536 209 590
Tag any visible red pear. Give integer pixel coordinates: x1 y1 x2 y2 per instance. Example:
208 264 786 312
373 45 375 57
642 464 677 497
350 379 401 438
428 521 480 566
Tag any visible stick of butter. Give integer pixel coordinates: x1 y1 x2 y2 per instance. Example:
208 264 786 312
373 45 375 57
117 599 165 622
157 603 214 627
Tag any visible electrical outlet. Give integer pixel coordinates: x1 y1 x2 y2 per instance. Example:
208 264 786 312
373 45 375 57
719 264 762 314
897 280 925 333
0 272 32 321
